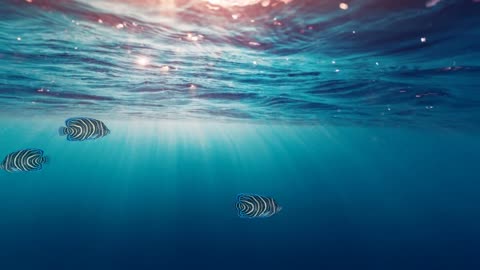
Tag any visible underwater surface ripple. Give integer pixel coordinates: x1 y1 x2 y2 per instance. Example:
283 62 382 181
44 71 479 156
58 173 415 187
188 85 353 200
1 0 480 129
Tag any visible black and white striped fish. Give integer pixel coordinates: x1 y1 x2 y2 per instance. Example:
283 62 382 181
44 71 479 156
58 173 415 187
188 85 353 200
0 149 49 173
59 117 110 141
236 194 282 218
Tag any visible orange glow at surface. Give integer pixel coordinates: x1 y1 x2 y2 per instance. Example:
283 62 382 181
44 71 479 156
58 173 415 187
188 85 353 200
206 0 263 7
204 0 292 7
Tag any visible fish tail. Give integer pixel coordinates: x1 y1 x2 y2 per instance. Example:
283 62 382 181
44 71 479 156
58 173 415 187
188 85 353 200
58 127 68 136
42 156 49 164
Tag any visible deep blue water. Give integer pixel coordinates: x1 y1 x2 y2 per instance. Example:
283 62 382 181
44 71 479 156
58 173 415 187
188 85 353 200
1 0 480 269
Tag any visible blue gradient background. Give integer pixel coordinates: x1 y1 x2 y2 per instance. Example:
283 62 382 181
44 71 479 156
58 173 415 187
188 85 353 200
1 119 480 269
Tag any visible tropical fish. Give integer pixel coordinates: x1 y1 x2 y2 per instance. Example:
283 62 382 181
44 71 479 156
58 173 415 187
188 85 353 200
236 194 282 218
59 117 110 141
0 149 49 173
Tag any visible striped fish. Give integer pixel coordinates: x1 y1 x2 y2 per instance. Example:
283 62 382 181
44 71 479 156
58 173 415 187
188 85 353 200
59 117 110 141
0 149 49 173
236 194 282 218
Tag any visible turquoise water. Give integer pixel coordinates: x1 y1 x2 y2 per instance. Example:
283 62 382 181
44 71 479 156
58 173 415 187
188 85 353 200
1 0 480 269
1 118 480 269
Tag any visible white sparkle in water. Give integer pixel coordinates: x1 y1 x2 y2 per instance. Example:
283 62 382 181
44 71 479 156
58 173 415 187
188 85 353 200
186 33 204 42
253 61 257 65
136 56 150 66
116 23 124 29
98 19 103 24
17 37 21 41
339 3 349 10
335 69 340 72
421 37 427 43
160 65 170 72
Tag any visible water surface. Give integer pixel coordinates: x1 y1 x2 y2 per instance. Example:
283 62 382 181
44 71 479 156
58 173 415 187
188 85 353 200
1 0 479 127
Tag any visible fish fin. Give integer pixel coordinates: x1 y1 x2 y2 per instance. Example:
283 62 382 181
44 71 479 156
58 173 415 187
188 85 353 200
238 209 254 219
58 127 68 136
237 194 258 204
31 164 43 171
238 212 254 219
6 168 18 173
67 135 77 141
27 149 44 156
236 193 250 201
258 212 273 218
65 117 84 126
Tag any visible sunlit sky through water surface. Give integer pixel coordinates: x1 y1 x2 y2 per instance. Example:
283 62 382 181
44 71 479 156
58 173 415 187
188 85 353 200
0 0 479 129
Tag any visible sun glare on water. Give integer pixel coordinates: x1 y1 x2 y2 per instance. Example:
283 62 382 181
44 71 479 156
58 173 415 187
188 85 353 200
136 56 150 67
205 0 263 6
204 0 293 7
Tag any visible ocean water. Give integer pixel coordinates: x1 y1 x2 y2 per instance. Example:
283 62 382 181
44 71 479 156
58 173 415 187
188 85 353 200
1 0 480 269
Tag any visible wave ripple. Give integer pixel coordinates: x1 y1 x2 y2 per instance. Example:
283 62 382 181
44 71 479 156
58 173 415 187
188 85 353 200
1 0 479 128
